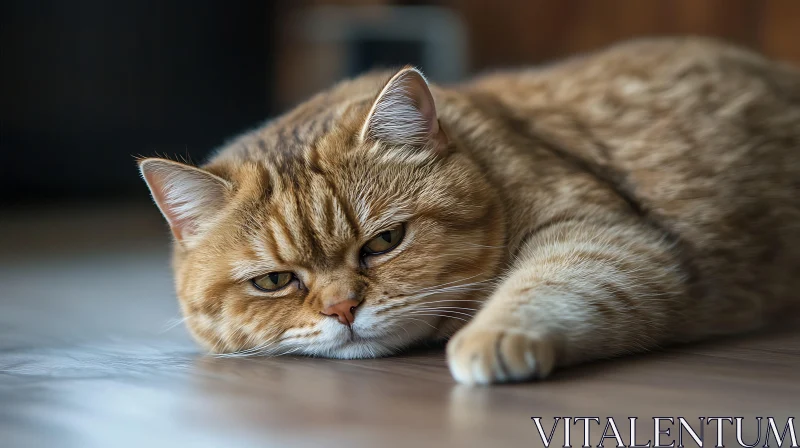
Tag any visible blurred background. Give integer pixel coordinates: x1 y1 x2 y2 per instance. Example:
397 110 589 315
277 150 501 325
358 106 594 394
3 0 800 210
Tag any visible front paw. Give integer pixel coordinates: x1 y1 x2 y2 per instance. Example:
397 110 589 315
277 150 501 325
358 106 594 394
446 328 555 385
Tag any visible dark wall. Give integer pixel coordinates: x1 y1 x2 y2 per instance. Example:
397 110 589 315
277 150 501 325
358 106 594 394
1 0 276 205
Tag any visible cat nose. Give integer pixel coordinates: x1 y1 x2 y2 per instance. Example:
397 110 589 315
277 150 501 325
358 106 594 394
321 299 360 326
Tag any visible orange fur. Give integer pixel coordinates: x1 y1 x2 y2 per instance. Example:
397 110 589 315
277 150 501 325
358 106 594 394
140 38 800 384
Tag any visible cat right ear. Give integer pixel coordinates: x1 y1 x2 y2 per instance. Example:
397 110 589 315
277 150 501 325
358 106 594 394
138 158 231 243
359 67 448 152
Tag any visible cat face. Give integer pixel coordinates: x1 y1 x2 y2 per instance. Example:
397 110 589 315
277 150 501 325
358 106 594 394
140 68 505 358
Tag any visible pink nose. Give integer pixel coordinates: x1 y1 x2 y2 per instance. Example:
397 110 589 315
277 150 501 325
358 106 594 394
321 299 360 326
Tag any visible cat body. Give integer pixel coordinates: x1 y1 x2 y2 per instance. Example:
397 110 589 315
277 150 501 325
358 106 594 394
140 37 800 385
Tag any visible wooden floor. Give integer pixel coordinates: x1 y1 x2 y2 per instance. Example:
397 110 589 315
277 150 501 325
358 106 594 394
1 206 798 448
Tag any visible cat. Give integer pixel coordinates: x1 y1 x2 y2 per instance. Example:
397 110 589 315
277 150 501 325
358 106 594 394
139 37 800 385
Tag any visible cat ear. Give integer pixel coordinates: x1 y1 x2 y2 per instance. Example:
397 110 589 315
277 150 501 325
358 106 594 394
359 67 447 149
138 158 231 243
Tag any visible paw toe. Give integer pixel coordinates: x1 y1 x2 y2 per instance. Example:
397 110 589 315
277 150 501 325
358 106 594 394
446 328 554 385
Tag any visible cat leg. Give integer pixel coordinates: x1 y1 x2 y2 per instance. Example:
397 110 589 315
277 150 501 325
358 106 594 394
446 218 688 385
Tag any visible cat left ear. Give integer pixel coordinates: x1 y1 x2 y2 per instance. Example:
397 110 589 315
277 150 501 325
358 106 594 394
138 158 231 243
359 67 447 150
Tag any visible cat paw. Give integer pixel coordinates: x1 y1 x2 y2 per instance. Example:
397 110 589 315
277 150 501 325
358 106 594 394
446 328 555 385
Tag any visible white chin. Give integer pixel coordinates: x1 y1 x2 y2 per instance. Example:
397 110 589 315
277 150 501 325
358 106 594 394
322 339 399 359
307 315 435 359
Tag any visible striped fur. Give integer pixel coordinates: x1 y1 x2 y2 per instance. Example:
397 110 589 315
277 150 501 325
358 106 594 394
139 37 800 385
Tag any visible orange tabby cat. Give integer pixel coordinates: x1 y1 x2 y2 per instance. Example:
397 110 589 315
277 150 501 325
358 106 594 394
139 38 800 385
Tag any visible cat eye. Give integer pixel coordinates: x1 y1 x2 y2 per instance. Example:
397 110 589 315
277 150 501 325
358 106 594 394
362 224 405 256
252 272 294 292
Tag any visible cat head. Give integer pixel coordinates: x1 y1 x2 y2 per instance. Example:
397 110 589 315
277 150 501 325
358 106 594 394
139 67 506 358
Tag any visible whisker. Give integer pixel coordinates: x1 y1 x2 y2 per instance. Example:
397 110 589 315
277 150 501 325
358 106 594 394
397 316 440 332
413 273 488 293
372 285 490 314
409 282 492 298
267 346 301 358
409 313 471 323
160 316 188 333
413 298 487 305
401 286 490 303
409 309 476 318
397 317 425 334
394 321 413 340
410 303 481 311
249 342 291 358
215 337 282 358
410 304 481 310
410 306 479 315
